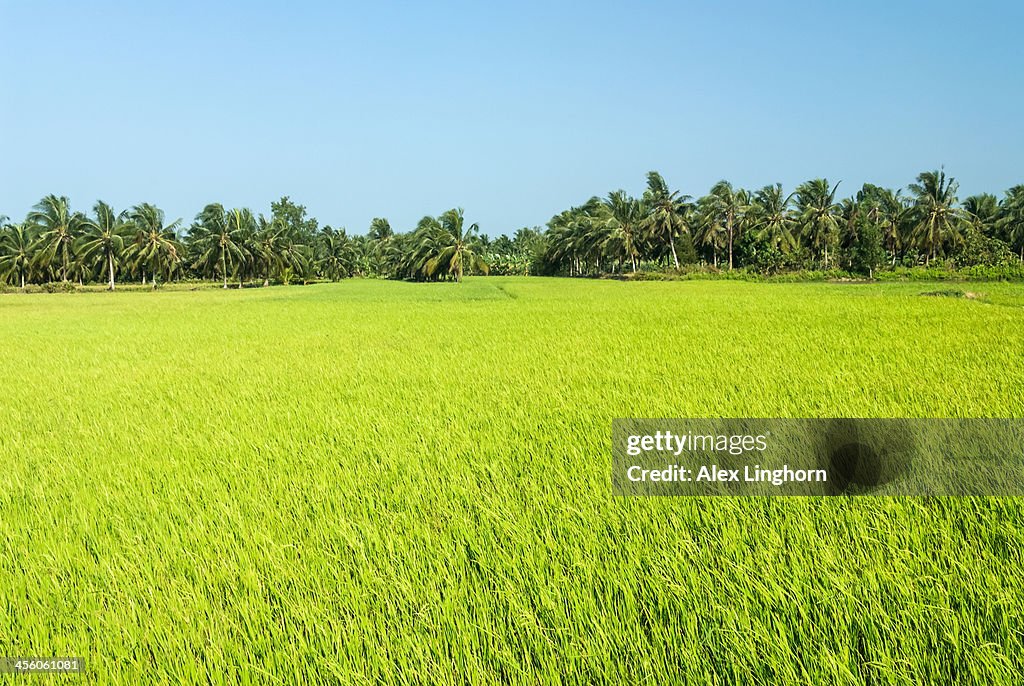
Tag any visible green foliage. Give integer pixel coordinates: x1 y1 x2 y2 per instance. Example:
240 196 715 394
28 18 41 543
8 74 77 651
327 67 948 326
40 280 78 293
674 231 698 266
873 263 1024 281
423 209 489 281
908 169 966 263
953 225 1016 267
126 203 184 287
28 194 87 283
537 171 1024 279
77 201 130 290
3 170 1024 289
0 222 35 288
795 178 841 268
963 193 1000 237
642 171 691 270
270 196 319 245
748 183 797 256
847 215 886 275
695 181 748 269
998 185 1024 261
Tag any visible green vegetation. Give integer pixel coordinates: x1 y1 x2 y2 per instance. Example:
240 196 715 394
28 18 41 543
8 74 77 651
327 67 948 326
542 170 1024 277
3 169 1024 291
1 278 1022 683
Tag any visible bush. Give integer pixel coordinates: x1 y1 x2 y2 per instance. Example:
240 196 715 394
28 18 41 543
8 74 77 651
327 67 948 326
874 264 1024 282
631 266 858 283
626 262 1024 283
41 281 78 293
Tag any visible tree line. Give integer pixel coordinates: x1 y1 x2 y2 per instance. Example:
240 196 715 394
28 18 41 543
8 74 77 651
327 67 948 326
2 169 1023 289
540 170 1024 277
0 197 491 289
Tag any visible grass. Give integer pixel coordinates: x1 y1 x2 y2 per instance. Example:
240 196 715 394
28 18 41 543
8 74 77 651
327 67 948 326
1 277 1023 684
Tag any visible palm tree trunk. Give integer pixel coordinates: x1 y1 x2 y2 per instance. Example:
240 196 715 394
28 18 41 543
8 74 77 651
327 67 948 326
670 238 679 270
108 253 115 291
222 252 228 289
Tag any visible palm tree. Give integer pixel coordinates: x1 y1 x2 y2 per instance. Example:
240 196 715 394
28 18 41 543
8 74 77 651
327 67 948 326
226 208 257 287
276 231 311 283
316 226 357 280
127 203 183 288
28 194 85 282
694 194 728 268
908 169 965 264
253 216 285 286
400 216 440 280
67 252 97 286
545 198 608 275
702 181 747 270
0 222 35 288
857 185 907 266
546 209 583 275
381 230 419 280
795 179 841 268
837 197 861 266
422 208 489 282
998 185 1024 262
188 204 248 288
963 194 1000 236
368 217 393 242
601 191 646 273
641 171 691 270
78 201 130 290
750 184 797 253
366 218 394 276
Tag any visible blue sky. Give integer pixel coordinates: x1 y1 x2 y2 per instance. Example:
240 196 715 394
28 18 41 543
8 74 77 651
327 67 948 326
2 1 1022 236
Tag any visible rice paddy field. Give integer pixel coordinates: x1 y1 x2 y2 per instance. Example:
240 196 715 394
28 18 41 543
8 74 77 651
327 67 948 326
1 277 1023 684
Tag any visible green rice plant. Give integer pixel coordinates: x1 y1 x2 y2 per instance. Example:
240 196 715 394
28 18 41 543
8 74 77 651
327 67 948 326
0 278 1022 684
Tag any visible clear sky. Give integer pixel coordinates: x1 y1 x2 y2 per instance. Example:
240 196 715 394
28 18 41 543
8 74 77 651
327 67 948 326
2 1 1022 236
